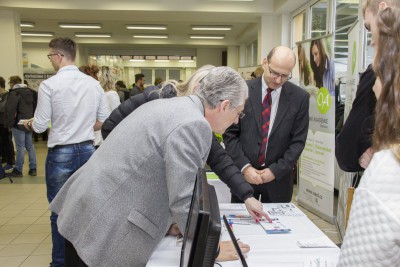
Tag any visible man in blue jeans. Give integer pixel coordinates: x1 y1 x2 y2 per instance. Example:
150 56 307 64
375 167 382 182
5 76 37 177
24 37 110 267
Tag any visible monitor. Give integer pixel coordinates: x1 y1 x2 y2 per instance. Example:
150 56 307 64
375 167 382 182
180 168 221 267
222 215 248 267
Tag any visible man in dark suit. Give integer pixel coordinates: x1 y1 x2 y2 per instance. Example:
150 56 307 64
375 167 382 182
224 46 309 203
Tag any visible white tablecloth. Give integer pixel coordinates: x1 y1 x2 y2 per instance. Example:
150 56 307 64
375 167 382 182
147 203 340 267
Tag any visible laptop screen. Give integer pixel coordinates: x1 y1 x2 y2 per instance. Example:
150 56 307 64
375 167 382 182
222 215 248 267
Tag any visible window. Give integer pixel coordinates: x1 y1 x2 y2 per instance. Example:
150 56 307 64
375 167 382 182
169 69 181 81
334 0 359 70
310 0 328 38
293 11 306 44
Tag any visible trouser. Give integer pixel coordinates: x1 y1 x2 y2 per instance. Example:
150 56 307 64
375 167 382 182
46 141 95 267
0 126 15 165
11 127 36 172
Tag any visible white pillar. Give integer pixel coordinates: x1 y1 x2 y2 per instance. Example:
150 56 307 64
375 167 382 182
227 46 239 70
0 10 23 81
258 15 280 62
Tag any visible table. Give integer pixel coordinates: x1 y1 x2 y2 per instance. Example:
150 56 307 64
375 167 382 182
147 203 340 267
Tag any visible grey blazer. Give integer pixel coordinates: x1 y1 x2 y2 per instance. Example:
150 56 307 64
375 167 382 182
223 77 309 202
50 96 212 266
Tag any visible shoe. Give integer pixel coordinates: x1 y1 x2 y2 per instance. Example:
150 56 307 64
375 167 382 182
29 169 37 176
4 164 13 171
8 169 23 177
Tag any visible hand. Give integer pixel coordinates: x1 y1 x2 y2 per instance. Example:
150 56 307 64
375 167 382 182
242 166 263 185
216 240 250 262
244 197 270 221
358 147 374 169
166 223 182 237
23 118 34 131
257 168 275 183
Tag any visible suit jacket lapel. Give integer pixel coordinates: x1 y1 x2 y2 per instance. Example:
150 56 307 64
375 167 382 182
249 78 263 135
270 83 290 137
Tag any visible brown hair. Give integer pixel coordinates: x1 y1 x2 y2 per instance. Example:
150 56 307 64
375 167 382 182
49 37 76 61
373 7 400 158
9 76 22 85
79 65 99 80
310 39 330 88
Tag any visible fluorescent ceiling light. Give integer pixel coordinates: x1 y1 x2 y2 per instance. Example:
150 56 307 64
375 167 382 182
75 33 111 38
129 59 145 62
20 22 35 27
126 24 167 30
154 59 170 63
21 31 54 37
59 23 102 29
179 60 194 63
133 34 168 39
191 25 232 31
189 35 224 39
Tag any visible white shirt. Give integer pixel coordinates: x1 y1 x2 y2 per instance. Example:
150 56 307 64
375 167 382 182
32 65 110 148
338 148 400 266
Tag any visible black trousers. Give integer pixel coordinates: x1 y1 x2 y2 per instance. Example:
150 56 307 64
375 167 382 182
0 127 15 165
65 240 88 267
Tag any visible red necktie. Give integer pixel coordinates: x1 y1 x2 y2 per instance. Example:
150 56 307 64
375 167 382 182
258 88 272 165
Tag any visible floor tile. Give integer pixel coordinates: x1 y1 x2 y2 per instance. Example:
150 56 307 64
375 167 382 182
0 210 21 218
0 225 30 234
23 224 50 234
31 243 52 256
5 216 39 226
0 233 19 245
32 217 49 225
0 243 39 256
0 256 28 267
20 254 51 267
18 209 47 217
11 232 49 244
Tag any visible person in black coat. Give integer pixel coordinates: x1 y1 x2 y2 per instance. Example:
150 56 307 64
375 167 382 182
335 65 376 176
101 65 268 220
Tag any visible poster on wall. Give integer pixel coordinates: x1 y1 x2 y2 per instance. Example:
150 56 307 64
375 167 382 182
296 35 336 223
24 69 55 91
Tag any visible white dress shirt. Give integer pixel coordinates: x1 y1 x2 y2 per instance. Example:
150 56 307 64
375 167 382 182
32 65 110 148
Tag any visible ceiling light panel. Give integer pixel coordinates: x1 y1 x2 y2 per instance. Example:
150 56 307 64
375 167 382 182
126 24 167 30
189 35 224 39
75 33 111 38
20 22 35 27
133 34 168 39
21 31 54 37
59 23 102 29
191 25 232 31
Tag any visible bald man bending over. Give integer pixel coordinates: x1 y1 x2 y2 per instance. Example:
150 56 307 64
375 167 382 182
224 46 309 203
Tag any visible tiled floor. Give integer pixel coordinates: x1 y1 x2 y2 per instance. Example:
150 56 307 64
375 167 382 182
0 141 340 266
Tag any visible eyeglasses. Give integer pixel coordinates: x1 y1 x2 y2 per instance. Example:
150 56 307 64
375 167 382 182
237 111 245 119
47 53 64 59
220 100 245 119
268 64 292 81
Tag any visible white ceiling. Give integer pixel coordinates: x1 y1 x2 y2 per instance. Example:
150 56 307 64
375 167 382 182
0 0 309 52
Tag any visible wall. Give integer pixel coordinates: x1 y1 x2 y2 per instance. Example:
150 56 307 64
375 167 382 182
196 48 224 68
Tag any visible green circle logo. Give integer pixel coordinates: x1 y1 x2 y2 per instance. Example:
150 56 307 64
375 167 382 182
352 41 357 75
316 87 331 114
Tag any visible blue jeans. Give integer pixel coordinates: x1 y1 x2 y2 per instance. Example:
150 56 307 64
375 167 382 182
46 142 95 267
11 127 36 172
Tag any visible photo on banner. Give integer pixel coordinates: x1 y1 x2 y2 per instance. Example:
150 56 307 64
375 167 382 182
295 35 336 223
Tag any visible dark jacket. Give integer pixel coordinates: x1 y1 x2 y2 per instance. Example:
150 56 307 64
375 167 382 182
335 65 376 172
0 92 8 127
223 77 309 202
101 86 254 201
5 86 37 130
